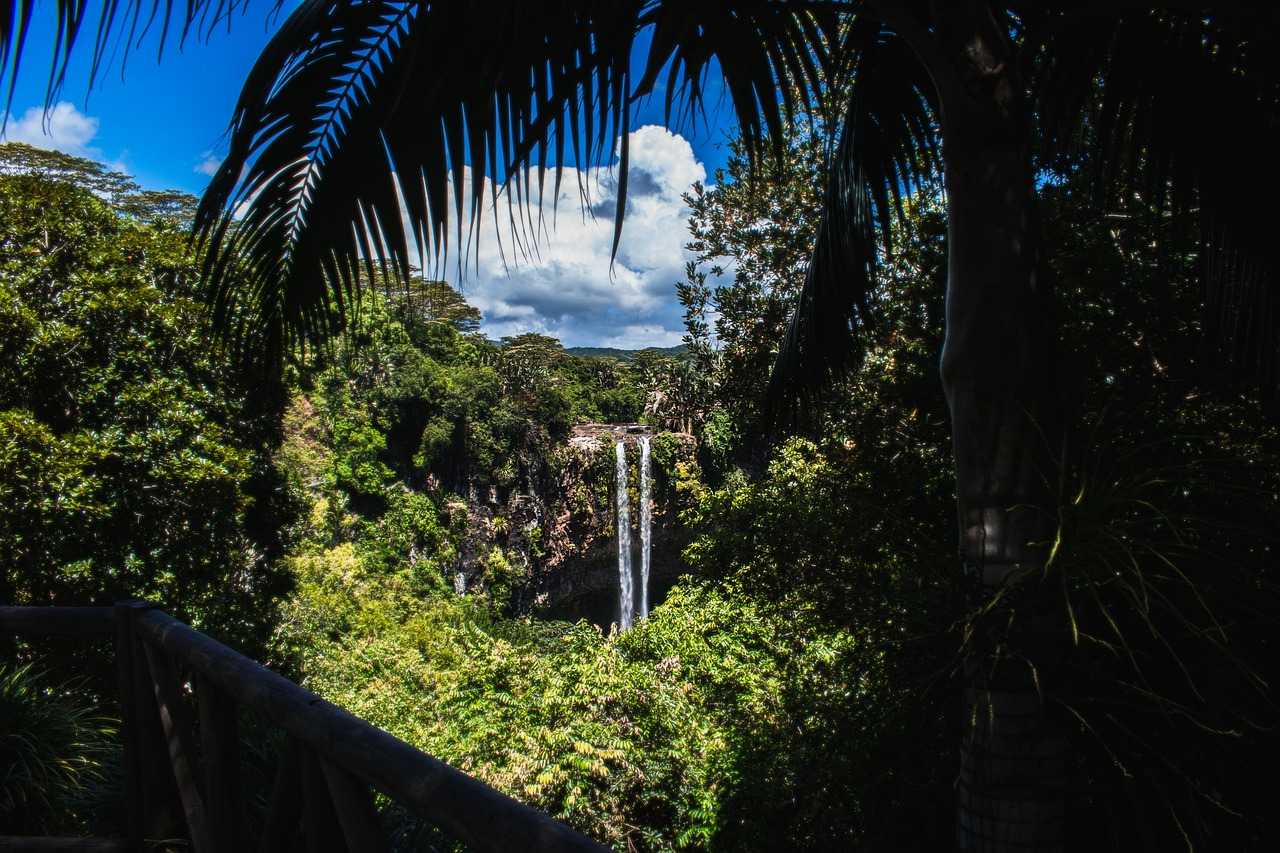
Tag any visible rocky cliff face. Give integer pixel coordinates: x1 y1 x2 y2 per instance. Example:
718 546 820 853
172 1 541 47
452 424 696 626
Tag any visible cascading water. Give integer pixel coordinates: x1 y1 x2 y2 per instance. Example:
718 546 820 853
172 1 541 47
615 440 634 630
638 435 652 620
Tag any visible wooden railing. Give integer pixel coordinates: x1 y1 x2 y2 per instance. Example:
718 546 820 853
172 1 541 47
0 603 609 853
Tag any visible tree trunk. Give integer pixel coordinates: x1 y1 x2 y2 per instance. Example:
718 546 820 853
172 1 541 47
929 4 1067 850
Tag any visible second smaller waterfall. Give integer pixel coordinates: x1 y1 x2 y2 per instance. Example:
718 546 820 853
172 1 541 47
615 440 634 630
638 435 652 620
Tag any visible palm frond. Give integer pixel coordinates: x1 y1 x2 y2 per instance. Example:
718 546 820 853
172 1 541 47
1031 6 1280 403
767 16 940 423
636 0 839 170
195 0 839 367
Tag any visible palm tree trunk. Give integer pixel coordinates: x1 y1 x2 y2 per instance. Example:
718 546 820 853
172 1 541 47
927 4 1067 850
944 147 1066 847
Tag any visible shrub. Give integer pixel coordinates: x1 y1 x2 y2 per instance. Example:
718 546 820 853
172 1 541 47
0 664 118 835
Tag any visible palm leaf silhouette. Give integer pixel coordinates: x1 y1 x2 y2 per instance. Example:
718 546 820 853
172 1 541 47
187 0 838 364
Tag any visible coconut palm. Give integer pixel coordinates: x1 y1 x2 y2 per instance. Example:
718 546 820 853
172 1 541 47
4 2 1278 850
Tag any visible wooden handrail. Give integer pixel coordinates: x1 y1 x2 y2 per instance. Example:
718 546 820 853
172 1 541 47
132 607 605 852
0 606 114 636
1 604 610 853
0 838 130 851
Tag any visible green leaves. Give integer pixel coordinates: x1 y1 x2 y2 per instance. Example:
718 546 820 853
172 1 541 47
328 410 395 495
1030 7 1280 399
771 19 940 418
0 172 291 650
286 577 885 850
0 664 117 835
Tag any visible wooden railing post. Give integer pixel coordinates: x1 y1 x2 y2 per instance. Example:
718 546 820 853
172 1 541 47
259 738 302 853
300 749 346 853
112 603 144 851
143 641 215 852
320 760 388 853
198 674 243 852
117 600 184 845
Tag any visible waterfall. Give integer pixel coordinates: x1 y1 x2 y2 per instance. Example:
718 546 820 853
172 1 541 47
614 440 633 630
638 435 652 620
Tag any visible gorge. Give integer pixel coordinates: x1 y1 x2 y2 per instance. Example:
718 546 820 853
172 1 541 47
519 424 691 628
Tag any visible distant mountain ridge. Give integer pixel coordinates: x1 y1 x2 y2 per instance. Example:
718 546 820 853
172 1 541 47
566 344 689 361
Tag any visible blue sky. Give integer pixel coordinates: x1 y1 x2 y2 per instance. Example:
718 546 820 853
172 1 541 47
1 2 741 346
2 1 281 193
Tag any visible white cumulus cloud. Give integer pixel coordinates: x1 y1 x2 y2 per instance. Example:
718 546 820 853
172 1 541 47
2 101 102 158
425 125 711 347
195 151 222 176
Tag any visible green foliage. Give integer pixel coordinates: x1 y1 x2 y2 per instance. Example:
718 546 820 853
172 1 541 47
358 486 454 583
328 405 395 496
295 292 652 502
260 258 922 846
391 277 483 334
561 356 645 424
668 92 1270 847
680 139 956 623
275 285 696 618
6 102 1277 853
564 345 689 362
0 173 293 651
0 664 117 835
681 122 1280 847
265 268 939 847
250 105 960 849
952 175 1280 849
679 127 828 433
285 577 897 851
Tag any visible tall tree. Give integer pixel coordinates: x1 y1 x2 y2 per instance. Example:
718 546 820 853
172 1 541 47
4 3 1278 850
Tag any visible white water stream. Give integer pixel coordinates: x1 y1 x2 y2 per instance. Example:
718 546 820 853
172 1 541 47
638 435 652 620
615 440 634 630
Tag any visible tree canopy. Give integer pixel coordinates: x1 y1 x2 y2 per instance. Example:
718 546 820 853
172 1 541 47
0 167 292 652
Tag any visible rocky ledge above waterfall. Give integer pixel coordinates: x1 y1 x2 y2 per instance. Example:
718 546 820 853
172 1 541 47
568 422 657 449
